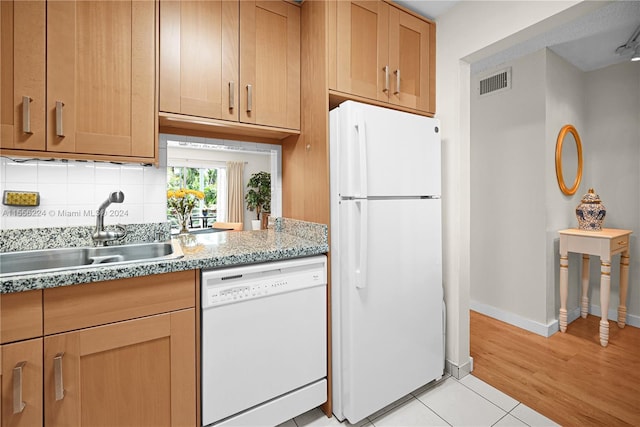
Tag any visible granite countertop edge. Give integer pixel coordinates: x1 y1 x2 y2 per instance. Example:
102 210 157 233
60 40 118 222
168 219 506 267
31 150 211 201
1 220 329 294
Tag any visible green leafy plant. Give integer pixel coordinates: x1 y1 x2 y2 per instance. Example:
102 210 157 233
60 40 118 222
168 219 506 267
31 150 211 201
245 171 271 220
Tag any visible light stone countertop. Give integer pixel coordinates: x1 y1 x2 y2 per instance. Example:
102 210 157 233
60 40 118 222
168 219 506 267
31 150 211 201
0 218 328 294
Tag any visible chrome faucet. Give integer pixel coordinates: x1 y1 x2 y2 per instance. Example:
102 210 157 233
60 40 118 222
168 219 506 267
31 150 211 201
92 191 127 246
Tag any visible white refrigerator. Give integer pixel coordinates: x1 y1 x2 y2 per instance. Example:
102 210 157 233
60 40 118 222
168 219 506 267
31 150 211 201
330 101 444 424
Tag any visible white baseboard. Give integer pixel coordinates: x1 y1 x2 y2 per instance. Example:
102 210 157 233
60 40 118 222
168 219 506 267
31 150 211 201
576 304 640 328
445 356 473 379
470 301 558 337
471 301 640 338
567 307 582 324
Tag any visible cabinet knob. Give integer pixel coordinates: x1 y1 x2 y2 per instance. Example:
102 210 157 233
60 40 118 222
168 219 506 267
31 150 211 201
394 69 401 95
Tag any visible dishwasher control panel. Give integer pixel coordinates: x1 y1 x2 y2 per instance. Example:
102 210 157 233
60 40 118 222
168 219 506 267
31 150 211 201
208 279 290 305
202 256 327 308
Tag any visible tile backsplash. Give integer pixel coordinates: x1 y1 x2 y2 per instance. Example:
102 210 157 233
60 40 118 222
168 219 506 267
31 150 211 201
0 158 167 229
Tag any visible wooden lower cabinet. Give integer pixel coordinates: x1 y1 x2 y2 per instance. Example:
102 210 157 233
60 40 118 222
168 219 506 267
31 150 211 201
1 339 44 427
0 270 198 426
44 309 195 427
0 290 43 346
0 290 44 427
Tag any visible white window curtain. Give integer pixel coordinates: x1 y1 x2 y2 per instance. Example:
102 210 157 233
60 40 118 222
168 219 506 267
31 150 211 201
217 168 227 222
226 161 244 223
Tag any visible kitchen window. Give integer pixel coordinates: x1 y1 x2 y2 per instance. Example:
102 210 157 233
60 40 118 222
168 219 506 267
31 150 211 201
167 165 226 229
163 135 282 231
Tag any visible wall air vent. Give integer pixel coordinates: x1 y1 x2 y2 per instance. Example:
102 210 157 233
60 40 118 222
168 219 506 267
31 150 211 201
478 67 511 96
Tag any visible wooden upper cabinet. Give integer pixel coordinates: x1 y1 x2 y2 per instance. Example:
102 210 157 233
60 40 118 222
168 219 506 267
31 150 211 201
0 0 46 151
46 0 155 158
240 1 300 130
335 0 388 102
332 0 435 115
159 0 239 122
388 5 434 112
159 0 301 133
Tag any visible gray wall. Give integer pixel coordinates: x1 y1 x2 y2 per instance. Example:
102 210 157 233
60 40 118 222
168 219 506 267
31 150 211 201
471 49 640 334
470 49 548 328
583 61 640 320
545 50 587 325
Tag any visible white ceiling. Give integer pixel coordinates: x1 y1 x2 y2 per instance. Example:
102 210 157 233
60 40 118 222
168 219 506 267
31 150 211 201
393 0 640 74
393 0 459 20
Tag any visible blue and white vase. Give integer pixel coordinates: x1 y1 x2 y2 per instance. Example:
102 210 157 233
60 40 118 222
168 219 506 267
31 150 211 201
575 188 606 231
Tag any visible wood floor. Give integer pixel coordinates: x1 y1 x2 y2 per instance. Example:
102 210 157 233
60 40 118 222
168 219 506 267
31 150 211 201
470 310 640 426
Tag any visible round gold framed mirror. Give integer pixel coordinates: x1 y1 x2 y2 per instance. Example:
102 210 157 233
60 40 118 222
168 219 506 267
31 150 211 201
555 124 583 195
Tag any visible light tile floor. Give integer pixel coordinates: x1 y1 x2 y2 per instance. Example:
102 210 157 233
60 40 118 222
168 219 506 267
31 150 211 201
278 375 559 427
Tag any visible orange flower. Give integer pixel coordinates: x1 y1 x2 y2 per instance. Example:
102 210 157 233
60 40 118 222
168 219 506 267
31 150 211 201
167 188 204 225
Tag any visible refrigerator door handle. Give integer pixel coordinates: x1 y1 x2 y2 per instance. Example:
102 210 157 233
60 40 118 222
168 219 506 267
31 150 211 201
355 199 368 289
355 111 368 198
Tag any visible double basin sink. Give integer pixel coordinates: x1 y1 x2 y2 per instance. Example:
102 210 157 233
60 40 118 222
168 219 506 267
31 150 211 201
0 240 184 278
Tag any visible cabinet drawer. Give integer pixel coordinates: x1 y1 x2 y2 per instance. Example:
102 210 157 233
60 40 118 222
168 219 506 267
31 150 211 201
610 234 630 254
0 290 43 344
44 270 196 335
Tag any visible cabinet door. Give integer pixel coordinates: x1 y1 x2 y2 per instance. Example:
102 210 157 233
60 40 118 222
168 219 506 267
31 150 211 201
240 0 300 130
44 309 195 427
46 0 155 158
334 0 388 102
160 0 239 121
0 0 45 151
1 339 43 427
388 6 434 113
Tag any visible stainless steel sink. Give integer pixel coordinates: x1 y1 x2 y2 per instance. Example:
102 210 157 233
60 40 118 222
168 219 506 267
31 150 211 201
0 240 184 277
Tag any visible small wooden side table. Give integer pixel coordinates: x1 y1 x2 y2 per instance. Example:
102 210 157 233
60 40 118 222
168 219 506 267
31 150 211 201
559 228 632 346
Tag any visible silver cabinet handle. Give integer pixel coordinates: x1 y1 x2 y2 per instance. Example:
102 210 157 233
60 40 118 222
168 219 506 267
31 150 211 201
22 96 33 134
54 352 65 401
229 81 235 111
13 361 27 414
394 69 400 95
55 101 65 137
246 84 252 113
383 66 389 92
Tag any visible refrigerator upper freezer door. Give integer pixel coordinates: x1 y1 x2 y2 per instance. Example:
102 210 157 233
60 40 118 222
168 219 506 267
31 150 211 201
331 101 441 198
332 198 443 423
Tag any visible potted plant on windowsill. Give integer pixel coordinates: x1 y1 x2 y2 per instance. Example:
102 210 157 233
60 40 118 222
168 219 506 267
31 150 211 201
245 171 271 230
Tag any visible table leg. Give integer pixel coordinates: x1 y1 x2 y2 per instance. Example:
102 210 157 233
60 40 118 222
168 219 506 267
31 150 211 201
599 261 611 347
559 255 569 332
618 252 630 328
581 254 590 318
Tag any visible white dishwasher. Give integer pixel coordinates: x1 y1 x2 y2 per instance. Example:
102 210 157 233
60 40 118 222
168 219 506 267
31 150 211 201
201 255 327 426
